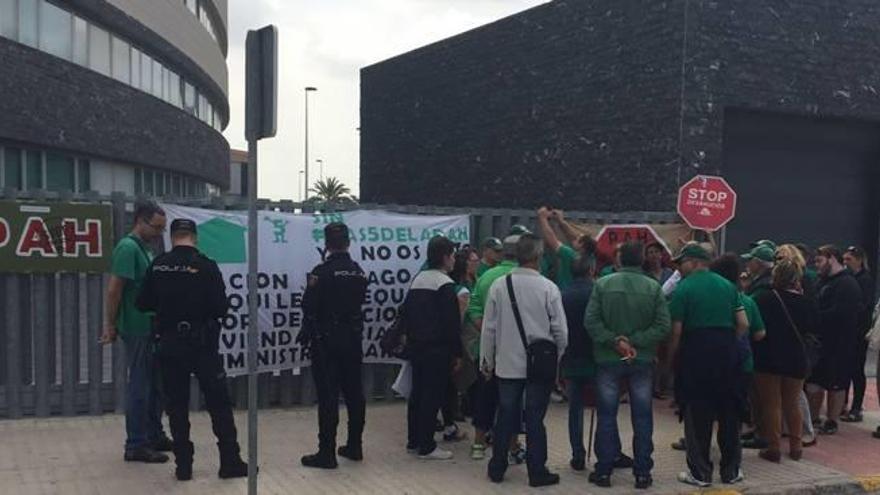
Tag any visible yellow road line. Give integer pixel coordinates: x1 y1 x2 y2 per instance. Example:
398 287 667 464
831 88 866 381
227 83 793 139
858 475 880 492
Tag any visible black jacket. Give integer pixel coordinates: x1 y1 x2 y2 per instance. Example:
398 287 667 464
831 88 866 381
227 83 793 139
561 278 594 363
401 269 463 358
753 290 819 379
137 245 228 334
302 252 368 350
817 270 863 346
852 269 876 333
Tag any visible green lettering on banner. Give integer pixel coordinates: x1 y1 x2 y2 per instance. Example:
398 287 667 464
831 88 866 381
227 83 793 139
0 200 112 273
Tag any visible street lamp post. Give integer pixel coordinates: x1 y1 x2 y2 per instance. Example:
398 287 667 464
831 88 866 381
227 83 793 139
316 159 324 181
304 86 317 200
298 170 305 202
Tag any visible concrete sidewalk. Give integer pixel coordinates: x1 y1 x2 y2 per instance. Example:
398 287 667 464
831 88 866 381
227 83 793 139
3 391 880 495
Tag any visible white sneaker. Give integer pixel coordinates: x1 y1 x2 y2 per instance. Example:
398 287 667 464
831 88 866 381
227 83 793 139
678 471 711 488
724 469 745 485
418 447 453 460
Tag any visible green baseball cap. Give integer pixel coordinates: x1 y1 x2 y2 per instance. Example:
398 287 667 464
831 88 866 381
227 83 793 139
742 245 775 263
672 244 712 263
481 237 503 251
749 239 777 250
509 224 531 235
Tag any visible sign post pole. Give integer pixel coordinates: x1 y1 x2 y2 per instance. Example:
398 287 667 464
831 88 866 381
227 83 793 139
246 137 258 495
245 24 278 495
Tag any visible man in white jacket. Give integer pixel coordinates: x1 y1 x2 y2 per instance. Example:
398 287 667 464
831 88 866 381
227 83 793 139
481 233 568 488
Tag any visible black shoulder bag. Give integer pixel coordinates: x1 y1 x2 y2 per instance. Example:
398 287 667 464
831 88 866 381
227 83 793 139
506 274 558 383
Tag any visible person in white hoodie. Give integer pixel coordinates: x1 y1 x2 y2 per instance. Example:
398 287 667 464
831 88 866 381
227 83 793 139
481 233 568 488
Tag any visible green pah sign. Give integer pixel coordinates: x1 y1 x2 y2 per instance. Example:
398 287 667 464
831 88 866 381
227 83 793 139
0 201 113 273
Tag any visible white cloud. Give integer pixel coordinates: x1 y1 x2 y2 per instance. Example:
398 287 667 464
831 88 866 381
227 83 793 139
223 0 549 201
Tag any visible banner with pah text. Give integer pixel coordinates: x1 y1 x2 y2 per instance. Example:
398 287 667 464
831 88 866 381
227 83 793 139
160 204 470 377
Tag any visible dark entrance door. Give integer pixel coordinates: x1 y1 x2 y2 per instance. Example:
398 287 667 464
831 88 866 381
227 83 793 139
723 107 880 268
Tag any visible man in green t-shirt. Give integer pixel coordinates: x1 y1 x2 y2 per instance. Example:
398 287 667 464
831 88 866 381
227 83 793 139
536 207 595 290
668 244 749 488
476 237 503 279
100 200 171 463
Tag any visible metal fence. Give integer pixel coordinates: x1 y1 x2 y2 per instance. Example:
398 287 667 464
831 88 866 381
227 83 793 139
0 191 679 418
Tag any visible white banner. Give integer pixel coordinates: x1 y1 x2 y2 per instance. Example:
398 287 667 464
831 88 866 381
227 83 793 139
160 204 470 377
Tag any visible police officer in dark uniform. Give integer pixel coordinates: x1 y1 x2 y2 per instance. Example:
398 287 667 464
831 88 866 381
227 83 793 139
136 218 248 481
296 222 368 469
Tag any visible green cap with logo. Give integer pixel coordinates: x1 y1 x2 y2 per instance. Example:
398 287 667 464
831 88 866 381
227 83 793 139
509 224 531 236
481 237 503 252
672 244 712 263
749 239 777 251
742 245 775 263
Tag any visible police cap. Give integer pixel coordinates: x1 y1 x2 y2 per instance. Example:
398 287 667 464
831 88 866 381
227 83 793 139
170 218 198 235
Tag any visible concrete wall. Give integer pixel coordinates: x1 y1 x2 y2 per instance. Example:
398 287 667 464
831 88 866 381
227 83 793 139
360 0 880 212
0 38 230 188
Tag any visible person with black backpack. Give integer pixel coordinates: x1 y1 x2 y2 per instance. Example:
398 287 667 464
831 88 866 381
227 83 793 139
480 234 568 488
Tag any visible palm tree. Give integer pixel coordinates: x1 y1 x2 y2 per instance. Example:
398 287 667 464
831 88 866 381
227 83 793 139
308 177 357 204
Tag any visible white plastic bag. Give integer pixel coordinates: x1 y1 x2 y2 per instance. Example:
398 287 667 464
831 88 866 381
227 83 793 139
867 301 880 351
392 361 412 399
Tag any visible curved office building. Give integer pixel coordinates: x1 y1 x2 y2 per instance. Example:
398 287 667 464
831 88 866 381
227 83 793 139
0 0 229 197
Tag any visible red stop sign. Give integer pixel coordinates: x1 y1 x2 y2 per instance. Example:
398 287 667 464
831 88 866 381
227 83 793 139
595 224 670 266
677 175 737 232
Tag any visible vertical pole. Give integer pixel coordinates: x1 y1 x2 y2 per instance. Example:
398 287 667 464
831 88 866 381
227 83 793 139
247 139 259 495
304 91 309 201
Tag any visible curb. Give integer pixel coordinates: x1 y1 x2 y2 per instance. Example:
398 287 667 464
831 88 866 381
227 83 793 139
686 476 880 495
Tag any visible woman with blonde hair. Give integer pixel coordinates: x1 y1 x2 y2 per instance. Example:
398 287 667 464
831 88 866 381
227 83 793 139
752 259 820 461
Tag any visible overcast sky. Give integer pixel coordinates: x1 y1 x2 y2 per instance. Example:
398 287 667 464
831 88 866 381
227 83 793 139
223 0 549 201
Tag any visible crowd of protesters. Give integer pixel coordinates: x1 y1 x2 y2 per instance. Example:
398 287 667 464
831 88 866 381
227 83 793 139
393 207 879 490
108 201 879 488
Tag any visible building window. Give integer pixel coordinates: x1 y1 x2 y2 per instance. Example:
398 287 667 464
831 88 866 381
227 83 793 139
18 0 36 47
72 15 88 66
111 35 130 84
185 0 196 15
77 159 90 192
4 147 21 190
134 167 142 194
140 52 152 93
156 172 165 196
152 59 163 99
130 47 141 88
173 175 182 196
184 82 196 115
88 24 111 76
38 0 71 60
0 0 18 40
25 150 42 190
46 151 74 192
168 71 181 107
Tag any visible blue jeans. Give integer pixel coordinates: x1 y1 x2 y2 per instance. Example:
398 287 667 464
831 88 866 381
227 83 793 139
489 378 552 479
567 378 589 461
124 335 166 451
595 363 654 477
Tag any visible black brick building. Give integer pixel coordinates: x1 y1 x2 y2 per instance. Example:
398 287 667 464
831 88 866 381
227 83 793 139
360 0 880 254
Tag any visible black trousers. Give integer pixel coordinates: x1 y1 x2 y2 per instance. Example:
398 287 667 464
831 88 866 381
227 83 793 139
311 344 366 452
849 339 870 412
683 400 741 483
160 348 239 461
407 350 450 455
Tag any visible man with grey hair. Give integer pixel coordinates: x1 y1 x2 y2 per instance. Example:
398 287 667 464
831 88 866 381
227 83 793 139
481 233 568 487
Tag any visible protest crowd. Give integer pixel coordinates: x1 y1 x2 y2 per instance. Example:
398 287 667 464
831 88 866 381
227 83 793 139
105 200 880 490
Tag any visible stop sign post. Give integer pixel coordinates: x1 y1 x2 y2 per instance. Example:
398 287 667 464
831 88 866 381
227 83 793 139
677 175 737 232
595 224 671 267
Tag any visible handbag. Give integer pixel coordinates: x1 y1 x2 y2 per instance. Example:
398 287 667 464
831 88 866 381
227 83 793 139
506 274 558 383
379 308 409 359
773 290 821 371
